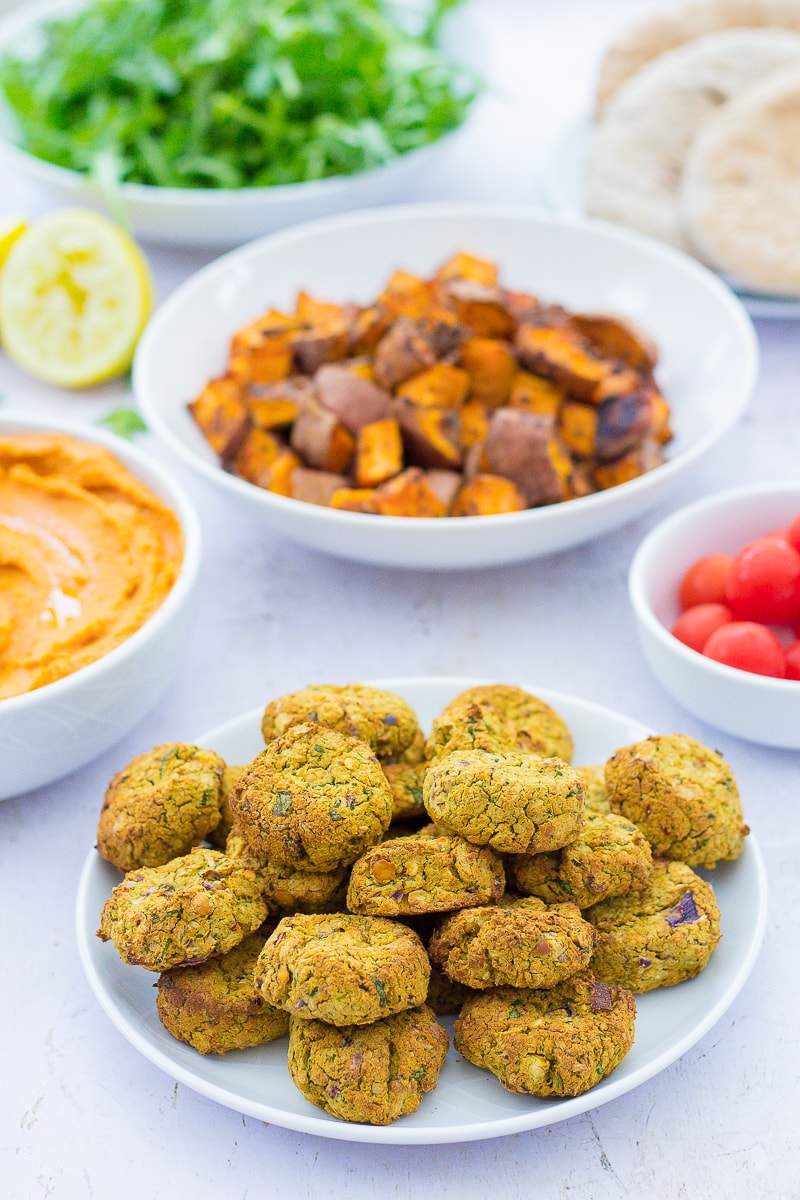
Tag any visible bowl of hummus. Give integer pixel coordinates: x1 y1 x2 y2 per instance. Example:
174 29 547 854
0 412 201 800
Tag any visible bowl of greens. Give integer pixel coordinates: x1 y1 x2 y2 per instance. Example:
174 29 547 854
0 0 479 249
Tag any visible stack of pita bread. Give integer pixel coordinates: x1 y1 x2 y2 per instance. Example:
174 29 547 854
585 0 800 296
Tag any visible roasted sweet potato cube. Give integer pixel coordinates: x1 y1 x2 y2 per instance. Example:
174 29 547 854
355 418 404 488
595 392 660 461
372 468 448 517
229 323 294 386
484 408 572 507
290 395 356 474
290 324 349 375
188 375 250 459
460 398 490 448
503 289 545 324
377 270 435 319
559 399 599 459
290 467 350 506
592 437 665 490
229 426 283 485
294 291 349 326
397 362 471 409
568 312 658 372
451 474 527 516
265 448 302 496
247 390 301 430
590 366 644 403
348 307 391 356
647 385 673 444
435 252 499 287
515 324 614 402
329 487 378 513
373 318 438 390
394 399 462 470
458 336 516 408
315 362 393 432
425 469 462 511
509 370 563 416
443 280 515 339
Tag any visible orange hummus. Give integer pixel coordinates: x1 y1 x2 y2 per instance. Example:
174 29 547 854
0 431 184 700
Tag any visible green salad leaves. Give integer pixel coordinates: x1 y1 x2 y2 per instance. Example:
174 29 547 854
0 0 478 189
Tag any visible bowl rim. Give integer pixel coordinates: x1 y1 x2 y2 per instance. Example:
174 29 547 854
0 0 476 209
133 200 760 534
628 480 800 694
0 409 202 714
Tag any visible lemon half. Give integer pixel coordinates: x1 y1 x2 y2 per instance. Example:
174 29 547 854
0 208 153 388
0 213 27 270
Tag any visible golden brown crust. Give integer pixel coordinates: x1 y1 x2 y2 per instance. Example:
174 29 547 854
155 933 289 1054
260 683 422 761
587 859 722 991
96 847 268 971
454 972 636 1097
346 832 506 916
287 1004 449 1124
423 748 585 854
382 760 429 823
508 811 653 909
604 733 748 867
230 722 393 872
436 684 573 762
428 897 595 989
96 743 225 871
254 912 430 1025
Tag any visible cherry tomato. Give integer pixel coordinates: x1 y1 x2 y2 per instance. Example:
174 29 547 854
703 621 787 677
678 553 732 610
785 640 800 681
725 536 800 625
671 603 732 653
783 512 800 554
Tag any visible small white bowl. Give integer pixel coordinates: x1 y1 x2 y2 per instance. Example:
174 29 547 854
134 202 758 570
0 0 477 250
0 413 201 800
629 483 800 748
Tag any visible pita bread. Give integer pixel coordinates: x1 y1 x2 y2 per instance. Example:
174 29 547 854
596 0 800 113
585 28 800 251
680 64 800 294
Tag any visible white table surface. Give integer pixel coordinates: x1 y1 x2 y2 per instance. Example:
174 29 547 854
2 2 799 1197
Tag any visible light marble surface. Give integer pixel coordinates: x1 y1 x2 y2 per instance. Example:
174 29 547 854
2 2 799 1197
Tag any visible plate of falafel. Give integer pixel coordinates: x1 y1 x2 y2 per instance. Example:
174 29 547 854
76 677 767 1144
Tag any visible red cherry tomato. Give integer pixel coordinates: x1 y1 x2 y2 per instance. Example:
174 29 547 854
785 641 800 681
703 621 787 677
783 512 800 554
678 553 732 610
671 603 733 653
725 536 800 625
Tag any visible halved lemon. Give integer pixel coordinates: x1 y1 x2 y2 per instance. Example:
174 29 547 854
0 208 153 388
0 213 27 270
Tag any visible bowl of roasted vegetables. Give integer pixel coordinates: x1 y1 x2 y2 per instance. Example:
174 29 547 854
0 0 479 249
133 202 758 568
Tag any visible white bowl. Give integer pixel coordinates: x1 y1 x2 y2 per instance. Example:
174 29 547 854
134 202 758 570
629 483 800 748
0 413 201 800
0 0 477 250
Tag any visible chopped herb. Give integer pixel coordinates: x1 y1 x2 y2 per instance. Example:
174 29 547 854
97 408 148 439
0 0 479 191
508 1005 521 1019
373 978 388 1007
410 786 424 806
410 1067 425 1081
272 791 292 816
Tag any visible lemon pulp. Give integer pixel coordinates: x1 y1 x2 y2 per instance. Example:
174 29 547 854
0 208 153 388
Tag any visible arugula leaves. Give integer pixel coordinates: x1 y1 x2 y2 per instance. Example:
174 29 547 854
0 0 478 189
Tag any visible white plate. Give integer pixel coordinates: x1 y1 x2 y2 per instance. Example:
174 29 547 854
75 676 768 1145
537 118 800 322
133 203 758 570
